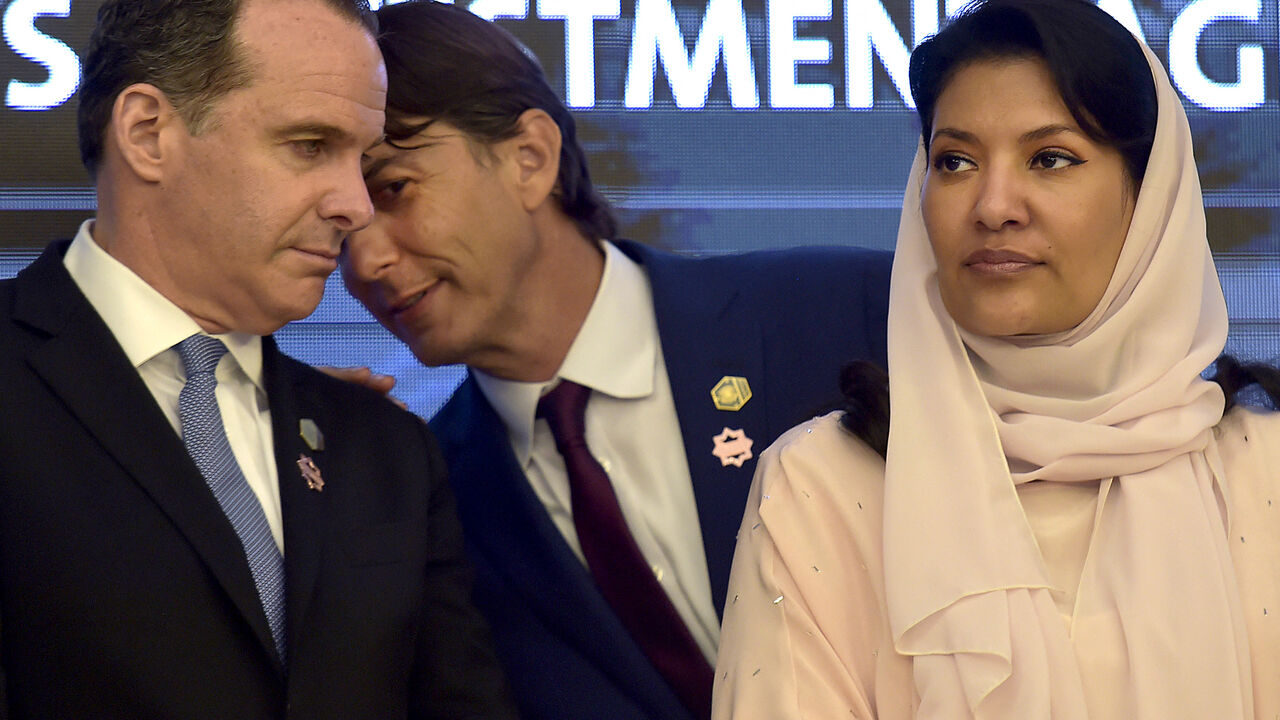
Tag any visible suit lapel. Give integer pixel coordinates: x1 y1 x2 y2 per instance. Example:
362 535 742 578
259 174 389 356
14 244 281 666
619 242 767 618
262 343 329 661
434 377 687 717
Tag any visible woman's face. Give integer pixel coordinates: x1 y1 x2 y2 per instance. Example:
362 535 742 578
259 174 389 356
921 56 1136 337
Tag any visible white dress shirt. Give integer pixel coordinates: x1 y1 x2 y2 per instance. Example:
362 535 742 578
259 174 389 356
63 220 284 551
475 240 721 662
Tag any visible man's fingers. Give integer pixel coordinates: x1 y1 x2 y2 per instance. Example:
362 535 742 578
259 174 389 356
318 366 398 396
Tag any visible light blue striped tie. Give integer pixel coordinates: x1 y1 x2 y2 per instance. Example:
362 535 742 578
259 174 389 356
176 334 287 664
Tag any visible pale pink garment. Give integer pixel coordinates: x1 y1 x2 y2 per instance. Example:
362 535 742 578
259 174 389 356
711 410 1280 718
1214 408 1280 712
713 43 1280 719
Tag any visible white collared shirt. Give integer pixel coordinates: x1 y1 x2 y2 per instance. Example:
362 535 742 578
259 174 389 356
63 220 284 552
475 241 720 662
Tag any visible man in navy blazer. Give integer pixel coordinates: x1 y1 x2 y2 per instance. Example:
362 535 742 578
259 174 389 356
0 0 515 717
340 3 890 719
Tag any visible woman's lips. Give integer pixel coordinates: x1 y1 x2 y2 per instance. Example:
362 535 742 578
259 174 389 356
963 248 1042 275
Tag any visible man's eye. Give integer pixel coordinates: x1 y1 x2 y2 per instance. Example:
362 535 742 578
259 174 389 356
371 179 409 204
293 139 323 157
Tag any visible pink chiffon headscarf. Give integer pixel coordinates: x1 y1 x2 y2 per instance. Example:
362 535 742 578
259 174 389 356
881 41 1252 717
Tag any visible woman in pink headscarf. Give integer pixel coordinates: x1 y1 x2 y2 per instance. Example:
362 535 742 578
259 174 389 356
712 0 1280 717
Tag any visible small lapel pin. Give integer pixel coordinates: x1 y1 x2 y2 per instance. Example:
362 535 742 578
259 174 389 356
299 418 324 451
711 375 752 411
712 427 754 467
297 454 324 492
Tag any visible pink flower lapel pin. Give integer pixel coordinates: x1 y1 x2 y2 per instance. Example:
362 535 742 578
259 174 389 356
712 427 754 468
297 454 324 492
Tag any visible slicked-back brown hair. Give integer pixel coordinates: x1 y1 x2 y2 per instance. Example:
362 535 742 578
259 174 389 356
375 0 617 241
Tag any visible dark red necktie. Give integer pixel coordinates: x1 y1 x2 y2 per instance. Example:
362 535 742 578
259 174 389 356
537 380 713 719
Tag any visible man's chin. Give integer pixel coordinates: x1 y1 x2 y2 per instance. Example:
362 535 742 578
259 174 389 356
408 340 463 369
248 294 327 335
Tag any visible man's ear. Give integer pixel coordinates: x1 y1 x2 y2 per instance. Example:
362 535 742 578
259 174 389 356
109 83 184 183
506 108 562 212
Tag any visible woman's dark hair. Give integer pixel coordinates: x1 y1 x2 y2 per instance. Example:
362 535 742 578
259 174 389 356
910 0 1158 187
842 0 1160 457
374 0 617 241
1209 355 1280 413
839 361 890 458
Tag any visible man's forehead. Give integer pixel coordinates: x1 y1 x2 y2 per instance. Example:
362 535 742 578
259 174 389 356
227 0 385 129
235 0 371 29
233 0 380 67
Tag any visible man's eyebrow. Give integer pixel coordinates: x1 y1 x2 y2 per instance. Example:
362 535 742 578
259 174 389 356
362 156 394 181
272 123 349 141
361 138 448 180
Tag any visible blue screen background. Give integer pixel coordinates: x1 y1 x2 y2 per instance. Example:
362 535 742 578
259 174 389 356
2 0 1277 418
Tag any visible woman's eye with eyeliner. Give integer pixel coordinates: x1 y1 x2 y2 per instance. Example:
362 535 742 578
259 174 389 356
934 153 974 173
1032 151 1083 170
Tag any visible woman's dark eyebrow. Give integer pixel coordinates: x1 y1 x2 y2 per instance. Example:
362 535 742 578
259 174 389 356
932 124 1083 147
1019 123 1083 143
931 127 978 145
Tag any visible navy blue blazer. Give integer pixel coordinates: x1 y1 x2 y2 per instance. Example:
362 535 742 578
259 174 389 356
430 241 892 720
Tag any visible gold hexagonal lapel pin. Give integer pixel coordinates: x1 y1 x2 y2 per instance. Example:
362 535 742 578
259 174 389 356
711 375 752 412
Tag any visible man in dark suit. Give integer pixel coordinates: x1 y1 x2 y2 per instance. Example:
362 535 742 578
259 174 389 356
339 2 891 719
0 0 516 717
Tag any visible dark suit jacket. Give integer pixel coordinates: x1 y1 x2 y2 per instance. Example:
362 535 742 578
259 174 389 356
431 241 893 720
0 242 517 720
